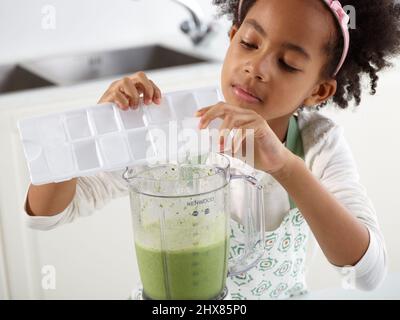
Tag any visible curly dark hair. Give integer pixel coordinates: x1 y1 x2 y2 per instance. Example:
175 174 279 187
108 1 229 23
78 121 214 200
213 0 400 109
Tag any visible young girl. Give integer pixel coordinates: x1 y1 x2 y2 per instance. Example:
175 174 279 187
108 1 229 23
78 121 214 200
25 0 400 299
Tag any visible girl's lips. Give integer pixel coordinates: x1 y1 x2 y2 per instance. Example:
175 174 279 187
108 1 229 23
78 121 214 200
232 85 262 103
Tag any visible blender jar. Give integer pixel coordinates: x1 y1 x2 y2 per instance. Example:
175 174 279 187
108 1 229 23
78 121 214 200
123 152 265 300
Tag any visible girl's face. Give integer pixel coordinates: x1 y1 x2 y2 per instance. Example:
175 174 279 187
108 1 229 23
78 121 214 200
221 0 338 122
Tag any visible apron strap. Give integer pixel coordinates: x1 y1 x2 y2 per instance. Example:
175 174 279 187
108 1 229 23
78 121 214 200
285 115 305 210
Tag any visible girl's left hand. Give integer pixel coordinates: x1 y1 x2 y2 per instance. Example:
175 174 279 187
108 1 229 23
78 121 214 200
196 102 292 175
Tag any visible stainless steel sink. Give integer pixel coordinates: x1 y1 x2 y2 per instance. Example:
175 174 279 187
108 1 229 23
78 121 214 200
0 44 210 94
21 44 210 86
0 64 55 94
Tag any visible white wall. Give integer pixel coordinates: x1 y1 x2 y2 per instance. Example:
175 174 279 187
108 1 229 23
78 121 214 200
307 58 400 290
0 0 219 64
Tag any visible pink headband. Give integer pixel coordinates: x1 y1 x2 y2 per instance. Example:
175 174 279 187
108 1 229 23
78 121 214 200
238 0 350 76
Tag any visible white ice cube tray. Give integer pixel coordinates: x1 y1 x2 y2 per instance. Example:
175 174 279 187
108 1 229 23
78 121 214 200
18 86 224 185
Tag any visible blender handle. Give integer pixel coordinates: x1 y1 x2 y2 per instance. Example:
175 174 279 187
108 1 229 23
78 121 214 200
228 174 266 276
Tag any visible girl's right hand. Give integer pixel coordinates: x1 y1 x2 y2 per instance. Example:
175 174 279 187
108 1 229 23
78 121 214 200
98 71 162 110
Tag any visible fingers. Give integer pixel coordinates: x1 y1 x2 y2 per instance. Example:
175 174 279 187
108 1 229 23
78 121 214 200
120 78 140 108
218 114 248 153
132 72 161 105
198 103 228 129
195 106 212 117
196 103 259 152
198 103 253 129
114 91 131 110
221 123 256 154
98 91 129 110
98 71 162 111
149 80 162 104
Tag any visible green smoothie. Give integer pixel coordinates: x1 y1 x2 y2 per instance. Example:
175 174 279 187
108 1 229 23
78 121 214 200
135 238 229 300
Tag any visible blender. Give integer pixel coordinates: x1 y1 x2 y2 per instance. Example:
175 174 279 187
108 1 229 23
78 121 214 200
124 152 265 300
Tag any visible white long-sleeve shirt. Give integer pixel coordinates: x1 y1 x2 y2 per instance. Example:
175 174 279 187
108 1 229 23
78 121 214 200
24 108 387 292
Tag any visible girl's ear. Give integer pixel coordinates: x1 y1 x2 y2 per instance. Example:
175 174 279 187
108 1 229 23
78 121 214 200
302 79 337 107
229 25 239 42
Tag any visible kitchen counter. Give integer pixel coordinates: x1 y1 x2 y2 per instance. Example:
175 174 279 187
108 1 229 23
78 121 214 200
293 272 400 300
129 273 400 300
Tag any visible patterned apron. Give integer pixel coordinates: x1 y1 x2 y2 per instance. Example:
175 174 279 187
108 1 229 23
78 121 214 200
227 115 310 300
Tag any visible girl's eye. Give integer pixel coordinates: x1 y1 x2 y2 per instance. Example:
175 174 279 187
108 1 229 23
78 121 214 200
279 59 299 73
239 40 300 73
240 40 258 50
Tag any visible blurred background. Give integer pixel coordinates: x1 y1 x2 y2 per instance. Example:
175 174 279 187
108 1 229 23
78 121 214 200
0 0 399 299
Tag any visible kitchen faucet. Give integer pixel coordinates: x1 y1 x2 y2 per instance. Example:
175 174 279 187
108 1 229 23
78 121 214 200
131 0 215 45
171 0 215 45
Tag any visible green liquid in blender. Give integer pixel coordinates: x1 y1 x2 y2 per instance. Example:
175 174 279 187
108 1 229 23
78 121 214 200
135 238 229 300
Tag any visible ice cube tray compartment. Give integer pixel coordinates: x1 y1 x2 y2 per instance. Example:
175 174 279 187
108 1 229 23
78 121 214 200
39 115 68 143
194 88 223 130
194 87 221 108
65 110 93 140
170 92 198 120
18 86 223 185
143 97 175 125
89 104 119 135
98 133 131 169
149 122 184 162
118 106 146 130
45 144 76 176
73 139 101 171
127 128 156 161
28 153 50 183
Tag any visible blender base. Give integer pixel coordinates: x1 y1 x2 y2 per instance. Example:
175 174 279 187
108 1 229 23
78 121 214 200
130 286 232 300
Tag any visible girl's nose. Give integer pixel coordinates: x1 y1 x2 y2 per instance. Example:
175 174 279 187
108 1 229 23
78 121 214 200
244 67 264 81
244 55 269 82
